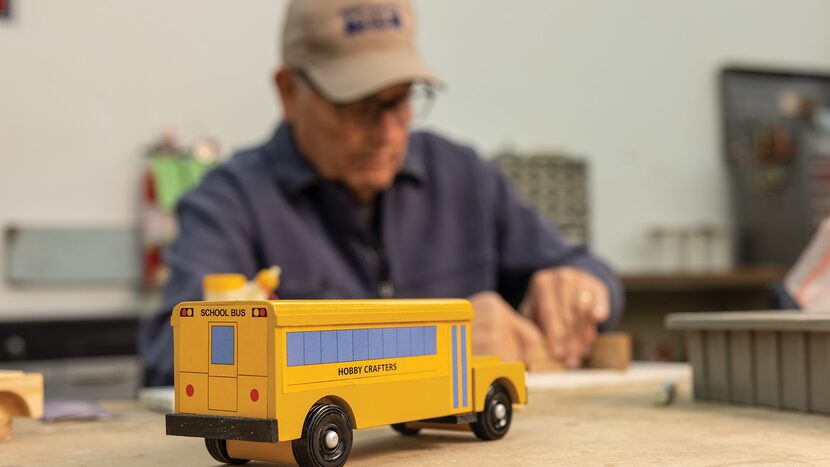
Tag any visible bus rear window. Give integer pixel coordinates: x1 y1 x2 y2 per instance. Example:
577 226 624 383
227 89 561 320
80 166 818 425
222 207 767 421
211 326 234 365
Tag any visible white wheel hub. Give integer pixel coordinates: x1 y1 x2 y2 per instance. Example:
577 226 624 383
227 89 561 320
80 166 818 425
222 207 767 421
324 429 339 449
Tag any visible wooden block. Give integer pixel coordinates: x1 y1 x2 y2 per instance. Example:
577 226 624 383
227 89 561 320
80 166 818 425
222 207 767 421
728 331 754 404
524 333 632 372
809 333 830 414
780 332 808 411
0 370 44 441
754 331 781 408
525 341 565 372
704 331 730 401
587 333 632 370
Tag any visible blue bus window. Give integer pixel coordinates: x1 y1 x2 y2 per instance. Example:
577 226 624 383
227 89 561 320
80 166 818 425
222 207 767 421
425 326 436 354
353 329 369 360
397 327 411 357
368 328 383 360
337 330 354 362
382 328 397 359
211 326 234 365
304 331 322 365
321 331 338 364
411 326 425 356
287 332 304 367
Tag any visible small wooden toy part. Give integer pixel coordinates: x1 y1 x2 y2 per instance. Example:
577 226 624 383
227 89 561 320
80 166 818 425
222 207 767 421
587 332 632 371
202 266 282 301
0 370 44 441
525 332 632 371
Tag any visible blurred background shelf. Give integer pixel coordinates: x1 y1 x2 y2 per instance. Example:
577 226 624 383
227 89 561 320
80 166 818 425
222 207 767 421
617 267 787 362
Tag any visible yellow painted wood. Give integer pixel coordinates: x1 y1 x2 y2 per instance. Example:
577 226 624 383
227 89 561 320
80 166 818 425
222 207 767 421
208 376 237 412
237 375 267 418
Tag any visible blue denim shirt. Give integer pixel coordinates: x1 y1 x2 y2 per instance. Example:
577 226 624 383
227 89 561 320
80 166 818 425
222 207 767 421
138 122 623 385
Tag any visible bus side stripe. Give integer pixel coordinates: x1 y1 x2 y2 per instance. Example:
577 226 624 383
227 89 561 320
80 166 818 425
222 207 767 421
452 325 459 409
461 325 468 407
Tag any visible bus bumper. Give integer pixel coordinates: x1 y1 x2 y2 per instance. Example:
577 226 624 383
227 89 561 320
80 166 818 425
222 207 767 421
166 413 278 442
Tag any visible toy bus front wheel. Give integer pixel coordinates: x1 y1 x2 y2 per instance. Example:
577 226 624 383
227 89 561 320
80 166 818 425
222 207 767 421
292 403 353 467
471 383 513 441
205 438 250 465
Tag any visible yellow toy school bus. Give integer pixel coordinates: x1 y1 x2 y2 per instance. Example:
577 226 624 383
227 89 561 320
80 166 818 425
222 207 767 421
166 299 527 467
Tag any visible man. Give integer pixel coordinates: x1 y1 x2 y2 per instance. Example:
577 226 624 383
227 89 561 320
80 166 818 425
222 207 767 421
138 0 623 386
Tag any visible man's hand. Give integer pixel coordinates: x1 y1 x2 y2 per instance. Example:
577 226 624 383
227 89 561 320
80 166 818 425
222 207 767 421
469 291 545 366
519 267 610 368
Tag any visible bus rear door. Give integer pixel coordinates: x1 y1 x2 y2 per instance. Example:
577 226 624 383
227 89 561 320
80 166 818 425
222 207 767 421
208 322 238 412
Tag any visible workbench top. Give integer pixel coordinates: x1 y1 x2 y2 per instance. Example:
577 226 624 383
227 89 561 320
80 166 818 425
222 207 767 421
7 372 830 465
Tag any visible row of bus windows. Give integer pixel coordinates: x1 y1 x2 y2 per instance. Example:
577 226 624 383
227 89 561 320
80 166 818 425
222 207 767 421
286 326 437 367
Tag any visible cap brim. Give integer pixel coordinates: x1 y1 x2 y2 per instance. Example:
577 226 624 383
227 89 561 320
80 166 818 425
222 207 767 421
304 49 442 103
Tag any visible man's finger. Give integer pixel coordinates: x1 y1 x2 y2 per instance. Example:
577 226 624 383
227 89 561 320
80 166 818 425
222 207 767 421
507 310 549 368
592 287 611 323
581 315 597 355
536 276 567 360
558 274 585 367
510 310 545 349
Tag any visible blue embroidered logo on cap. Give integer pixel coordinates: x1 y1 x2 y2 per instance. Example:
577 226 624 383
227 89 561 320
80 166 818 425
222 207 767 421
342 4 402 36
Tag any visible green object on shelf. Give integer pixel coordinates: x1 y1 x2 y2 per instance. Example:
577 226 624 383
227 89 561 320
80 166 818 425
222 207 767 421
150 152 215 211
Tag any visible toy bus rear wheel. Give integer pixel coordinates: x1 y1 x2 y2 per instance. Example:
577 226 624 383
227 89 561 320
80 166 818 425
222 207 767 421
471 383 512 441
391 423 421 436
205 438 250 465
292 403 353 467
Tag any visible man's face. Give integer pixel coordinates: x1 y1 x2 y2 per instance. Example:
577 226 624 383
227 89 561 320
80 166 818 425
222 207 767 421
276 69 413 203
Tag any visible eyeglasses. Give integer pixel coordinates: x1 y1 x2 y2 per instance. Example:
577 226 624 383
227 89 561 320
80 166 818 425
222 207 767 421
294 69 435 129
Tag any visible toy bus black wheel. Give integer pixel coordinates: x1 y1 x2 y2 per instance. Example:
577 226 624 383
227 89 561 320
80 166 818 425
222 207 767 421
204 438 250 465
471 383 512 441
391 423 421 436
292 404 353 467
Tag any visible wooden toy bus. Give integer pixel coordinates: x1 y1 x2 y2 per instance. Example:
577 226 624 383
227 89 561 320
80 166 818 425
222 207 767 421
165 299 527 466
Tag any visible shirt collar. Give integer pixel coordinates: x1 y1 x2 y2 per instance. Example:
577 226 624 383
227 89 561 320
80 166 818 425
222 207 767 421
266 122 319 197
266 122 427 198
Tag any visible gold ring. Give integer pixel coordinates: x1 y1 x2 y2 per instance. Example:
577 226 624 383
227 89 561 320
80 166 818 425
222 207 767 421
577 290 595 305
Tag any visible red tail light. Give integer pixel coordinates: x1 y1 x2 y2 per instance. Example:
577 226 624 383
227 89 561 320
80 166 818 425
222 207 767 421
250 388 259 402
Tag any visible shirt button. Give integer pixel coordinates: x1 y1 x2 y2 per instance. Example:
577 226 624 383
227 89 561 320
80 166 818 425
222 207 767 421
378 281 395 298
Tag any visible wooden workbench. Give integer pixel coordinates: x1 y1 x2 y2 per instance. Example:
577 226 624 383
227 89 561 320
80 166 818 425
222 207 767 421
6 373 830 465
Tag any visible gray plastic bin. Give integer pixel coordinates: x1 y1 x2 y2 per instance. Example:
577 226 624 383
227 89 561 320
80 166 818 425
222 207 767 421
666 311 830 414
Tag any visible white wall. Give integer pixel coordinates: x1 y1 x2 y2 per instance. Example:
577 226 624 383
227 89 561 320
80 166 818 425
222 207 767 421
2 0 830 319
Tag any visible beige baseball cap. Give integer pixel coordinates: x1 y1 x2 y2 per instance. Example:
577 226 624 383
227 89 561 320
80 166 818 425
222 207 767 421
281 0 441 103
